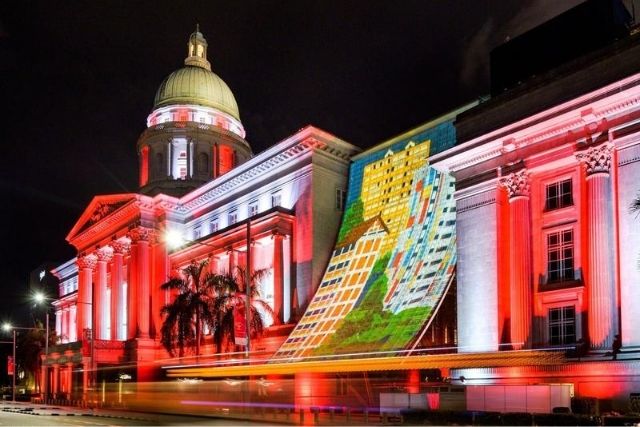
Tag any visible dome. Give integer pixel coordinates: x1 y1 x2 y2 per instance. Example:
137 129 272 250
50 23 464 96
153 66 241 120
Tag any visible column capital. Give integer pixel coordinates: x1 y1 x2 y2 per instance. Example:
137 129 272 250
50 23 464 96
271 230 286 239
77 254 97 270
96 246 113 262
129 226 155 243
499 169 530 200
111 239 131 255
576 143 613 176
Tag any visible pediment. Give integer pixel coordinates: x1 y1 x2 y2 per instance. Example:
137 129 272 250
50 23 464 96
66 194 138 243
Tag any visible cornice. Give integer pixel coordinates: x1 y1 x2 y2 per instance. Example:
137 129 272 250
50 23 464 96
176 126 359 214
431 72 640 173
67 195 141 251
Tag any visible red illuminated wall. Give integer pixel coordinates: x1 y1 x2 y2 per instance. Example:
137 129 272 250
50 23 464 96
218 145 234 175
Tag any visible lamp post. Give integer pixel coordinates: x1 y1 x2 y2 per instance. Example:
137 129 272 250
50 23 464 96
33 292 50 398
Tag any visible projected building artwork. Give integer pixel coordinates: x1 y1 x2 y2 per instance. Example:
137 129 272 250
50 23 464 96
276 117 459 359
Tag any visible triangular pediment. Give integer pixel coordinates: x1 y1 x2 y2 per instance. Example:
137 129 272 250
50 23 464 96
66 194 138 243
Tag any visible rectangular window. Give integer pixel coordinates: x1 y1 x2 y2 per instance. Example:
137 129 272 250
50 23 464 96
547 229 574 282
193 226 201 239
210 217 219 233
336 188 347 211
545 179 573 211
248 200 259 217
548 306 576 345
228 210 237 225
271 192 282 208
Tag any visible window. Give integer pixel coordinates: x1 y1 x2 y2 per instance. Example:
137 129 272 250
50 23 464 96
193 226 201 239
548 306 576 345
271 192 282 208
336 188 347 211
210 217 219 233
248 200 259 217
547 229 574 282
545 179 573 211
228 210 237 225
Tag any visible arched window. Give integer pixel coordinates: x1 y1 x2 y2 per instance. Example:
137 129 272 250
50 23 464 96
219 145 234 175
198 152 209 176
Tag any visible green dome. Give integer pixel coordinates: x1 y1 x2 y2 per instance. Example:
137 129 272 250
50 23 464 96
153 66 240 121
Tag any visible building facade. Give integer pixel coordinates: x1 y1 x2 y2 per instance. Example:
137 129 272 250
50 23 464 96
431 23 640 409
44 29 359 396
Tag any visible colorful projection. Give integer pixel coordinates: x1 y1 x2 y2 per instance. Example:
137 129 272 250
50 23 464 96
275 120 457 359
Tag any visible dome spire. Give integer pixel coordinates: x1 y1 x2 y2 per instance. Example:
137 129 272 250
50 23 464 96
185 25 211 71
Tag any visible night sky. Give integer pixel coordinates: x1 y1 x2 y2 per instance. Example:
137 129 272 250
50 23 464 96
0 1 584 320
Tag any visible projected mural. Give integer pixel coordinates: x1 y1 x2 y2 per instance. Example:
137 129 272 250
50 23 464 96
275 120 457 359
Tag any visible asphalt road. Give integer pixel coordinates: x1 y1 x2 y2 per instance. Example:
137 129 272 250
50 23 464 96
0 402 270 426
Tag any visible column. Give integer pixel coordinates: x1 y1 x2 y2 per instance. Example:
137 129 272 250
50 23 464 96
69 306 77 342
228 247 236 275
272 232 285 324
111 240 130 341
52 364 60 396
76 255 97 342
500 170 533 350
96 247 113 340
82 358 90 399
66 362 73 398
55 309 62 342
130 227 153 338
577 144 618 350
128 237 138 339
61 308 69 344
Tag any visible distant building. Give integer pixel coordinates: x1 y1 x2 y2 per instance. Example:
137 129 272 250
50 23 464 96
45 28 359 396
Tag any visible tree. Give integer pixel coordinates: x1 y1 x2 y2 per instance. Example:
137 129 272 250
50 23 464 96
210 266 275 354
160 260 216 357
19 321 46 393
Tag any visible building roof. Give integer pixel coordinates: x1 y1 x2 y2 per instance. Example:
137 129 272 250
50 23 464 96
152 28 241 121
336 214 388 249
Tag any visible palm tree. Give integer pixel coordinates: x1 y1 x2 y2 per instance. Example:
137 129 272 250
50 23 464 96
160 260 216 357
210 266 275 353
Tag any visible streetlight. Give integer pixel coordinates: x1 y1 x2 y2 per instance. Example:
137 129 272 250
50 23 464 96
2 323 16 403
2 322 45 403
33 291 50 398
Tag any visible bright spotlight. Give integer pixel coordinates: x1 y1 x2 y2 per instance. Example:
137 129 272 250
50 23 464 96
165 229 185 249
2 323 12 332
33 292 45 304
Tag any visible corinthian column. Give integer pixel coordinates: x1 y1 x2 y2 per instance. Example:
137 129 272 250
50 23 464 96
577 144 618 350
96 247 113 340
111 239 130 341
272 231 285 324
130 227 154 338
500 169 533 350
76 255 97 342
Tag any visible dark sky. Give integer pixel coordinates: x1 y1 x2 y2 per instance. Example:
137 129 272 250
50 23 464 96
0 1 584 319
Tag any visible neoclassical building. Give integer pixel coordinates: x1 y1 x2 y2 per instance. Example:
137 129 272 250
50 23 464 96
431 19 640 408
45 29 359 395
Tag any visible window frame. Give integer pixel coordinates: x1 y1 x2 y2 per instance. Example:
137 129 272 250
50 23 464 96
544 178 573 211
547 305 577 346
546 227 575 283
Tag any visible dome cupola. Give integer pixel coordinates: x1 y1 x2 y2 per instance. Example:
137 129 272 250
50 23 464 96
137 27 252 198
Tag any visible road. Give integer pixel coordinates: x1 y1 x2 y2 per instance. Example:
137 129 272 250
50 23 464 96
0 402 268 426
